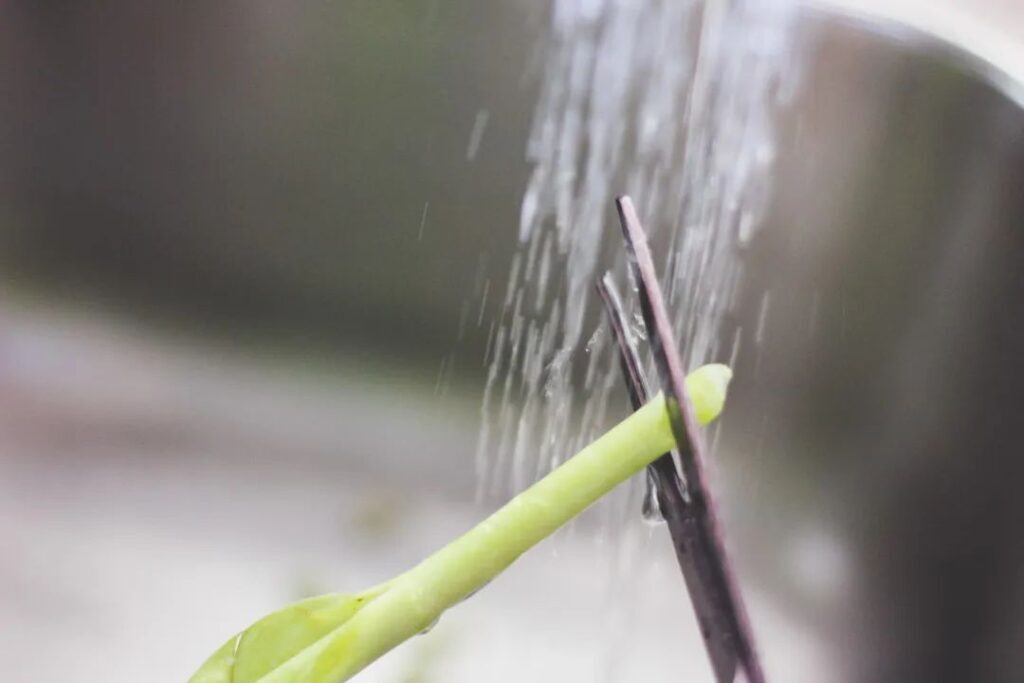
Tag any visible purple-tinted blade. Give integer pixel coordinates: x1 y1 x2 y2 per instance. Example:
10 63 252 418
596 274 651 410
615 195 766 683
598 273 733 673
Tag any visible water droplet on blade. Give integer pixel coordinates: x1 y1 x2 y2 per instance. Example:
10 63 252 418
641 470 665 526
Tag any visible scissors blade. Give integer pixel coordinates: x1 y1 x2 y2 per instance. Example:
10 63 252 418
612 195 766 683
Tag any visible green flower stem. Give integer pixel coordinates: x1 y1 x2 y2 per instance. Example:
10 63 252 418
190 365 731 683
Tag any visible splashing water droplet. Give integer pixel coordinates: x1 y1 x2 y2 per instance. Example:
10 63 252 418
465 108 491 162
631 312 647 341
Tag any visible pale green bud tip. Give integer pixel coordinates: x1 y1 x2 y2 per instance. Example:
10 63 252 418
684 363 733 426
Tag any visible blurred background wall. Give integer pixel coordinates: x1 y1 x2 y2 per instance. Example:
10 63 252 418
0 1 529 367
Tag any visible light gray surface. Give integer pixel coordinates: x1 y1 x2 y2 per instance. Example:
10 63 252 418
0 305 825 682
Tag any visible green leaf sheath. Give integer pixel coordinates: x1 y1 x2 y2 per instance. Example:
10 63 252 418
189 364 732 683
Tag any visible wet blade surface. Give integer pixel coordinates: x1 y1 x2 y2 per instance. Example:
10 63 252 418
611 196 765 683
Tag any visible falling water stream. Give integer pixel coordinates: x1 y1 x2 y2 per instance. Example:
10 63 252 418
479 0 798 501
477 0 799 676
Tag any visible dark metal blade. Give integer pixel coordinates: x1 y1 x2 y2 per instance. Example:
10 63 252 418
596 272 686 510
612 195 765 683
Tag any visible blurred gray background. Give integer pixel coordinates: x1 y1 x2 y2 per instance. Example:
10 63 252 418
1 2 1023 682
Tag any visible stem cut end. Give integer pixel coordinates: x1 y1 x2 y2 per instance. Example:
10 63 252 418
685 363 733 426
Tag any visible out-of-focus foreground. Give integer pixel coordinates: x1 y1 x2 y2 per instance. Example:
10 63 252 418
1 2 1024 682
